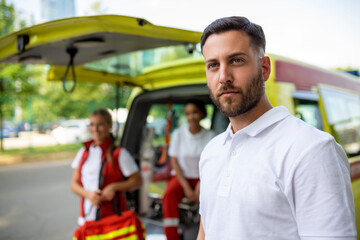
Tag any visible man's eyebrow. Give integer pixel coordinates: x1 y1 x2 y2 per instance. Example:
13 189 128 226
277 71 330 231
205 58 217 64
205 52 248 64
228 52 248 59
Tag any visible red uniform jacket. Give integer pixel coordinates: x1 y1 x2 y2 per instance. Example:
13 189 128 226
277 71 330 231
78 136 127 220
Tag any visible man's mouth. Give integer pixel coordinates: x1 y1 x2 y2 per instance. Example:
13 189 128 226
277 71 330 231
218 90 238 98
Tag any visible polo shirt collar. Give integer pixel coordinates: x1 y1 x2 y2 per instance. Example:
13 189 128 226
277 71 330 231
222 106 290 144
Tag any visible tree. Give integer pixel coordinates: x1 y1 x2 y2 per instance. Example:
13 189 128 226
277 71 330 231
33 78 132 122
0 0 14 36
0 0 41 150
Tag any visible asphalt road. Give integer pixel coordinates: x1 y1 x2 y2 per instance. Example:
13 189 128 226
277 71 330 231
0 160 171 240
0 160 78 240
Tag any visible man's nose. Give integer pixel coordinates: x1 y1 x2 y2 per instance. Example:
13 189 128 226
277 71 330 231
219 64 232 84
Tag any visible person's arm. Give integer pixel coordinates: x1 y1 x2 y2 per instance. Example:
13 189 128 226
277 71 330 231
101 171 142 201
70 169 102 207
197 217 205 240
170 156 197 202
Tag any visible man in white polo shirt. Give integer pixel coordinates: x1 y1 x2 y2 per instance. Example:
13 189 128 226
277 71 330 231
197 16 357 240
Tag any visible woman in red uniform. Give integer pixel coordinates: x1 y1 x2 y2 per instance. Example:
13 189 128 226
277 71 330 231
162 100 215 240
71 108 142 225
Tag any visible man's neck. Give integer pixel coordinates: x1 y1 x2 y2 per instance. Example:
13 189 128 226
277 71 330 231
229 97 273 133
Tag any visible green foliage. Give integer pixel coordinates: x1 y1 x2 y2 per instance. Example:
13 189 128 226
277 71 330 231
0 0 14 36
0 142 82 154
0 1 32 124
32 77 133 123
0 64 41 120
160 45 193 62
1 62 133 124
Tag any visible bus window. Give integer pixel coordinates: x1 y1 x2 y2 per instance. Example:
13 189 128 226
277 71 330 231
294 99 323 130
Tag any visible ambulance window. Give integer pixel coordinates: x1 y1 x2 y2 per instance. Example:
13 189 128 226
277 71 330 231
295 100 323 130
320 88 360 125
319 88 360 155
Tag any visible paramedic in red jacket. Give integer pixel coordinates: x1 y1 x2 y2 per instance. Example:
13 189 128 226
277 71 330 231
71 108 142 225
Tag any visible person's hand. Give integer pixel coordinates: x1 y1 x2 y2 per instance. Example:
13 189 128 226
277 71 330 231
87 189 102 207
101 184 116 201
184 187 197 202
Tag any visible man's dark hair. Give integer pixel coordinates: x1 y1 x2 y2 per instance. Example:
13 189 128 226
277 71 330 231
200 16 266 55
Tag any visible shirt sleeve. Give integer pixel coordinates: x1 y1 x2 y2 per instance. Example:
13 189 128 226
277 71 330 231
71 147 85 169
288 138 357 238
168 128 181 158
118 148 139 177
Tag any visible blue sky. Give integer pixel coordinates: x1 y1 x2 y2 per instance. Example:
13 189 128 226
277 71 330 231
8 0 360 70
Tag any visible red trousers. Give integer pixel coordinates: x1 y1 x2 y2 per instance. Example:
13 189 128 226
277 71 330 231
162 176 199 240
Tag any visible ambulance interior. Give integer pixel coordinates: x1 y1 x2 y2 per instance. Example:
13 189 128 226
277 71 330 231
119 84 228 227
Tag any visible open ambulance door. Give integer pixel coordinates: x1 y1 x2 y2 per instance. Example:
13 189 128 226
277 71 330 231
0 15 202 90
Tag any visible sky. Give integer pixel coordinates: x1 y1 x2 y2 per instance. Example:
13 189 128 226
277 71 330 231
7 0 360 70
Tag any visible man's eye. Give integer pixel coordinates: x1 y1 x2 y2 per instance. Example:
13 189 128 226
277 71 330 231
207 63 218 69
233 58 243 63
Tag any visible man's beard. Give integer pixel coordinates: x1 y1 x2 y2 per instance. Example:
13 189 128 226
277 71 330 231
209 68 265 118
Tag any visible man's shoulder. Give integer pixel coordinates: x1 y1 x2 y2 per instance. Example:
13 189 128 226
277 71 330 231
277 114 337 154
282 114 332 140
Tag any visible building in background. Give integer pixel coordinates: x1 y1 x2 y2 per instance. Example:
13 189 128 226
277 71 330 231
41 0 75 21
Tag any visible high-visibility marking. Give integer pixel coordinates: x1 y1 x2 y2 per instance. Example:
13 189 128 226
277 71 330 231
86 224 136 240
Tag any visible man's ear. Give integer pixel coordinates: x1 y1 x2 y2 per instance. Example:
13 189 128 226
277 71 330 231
261 56 271 81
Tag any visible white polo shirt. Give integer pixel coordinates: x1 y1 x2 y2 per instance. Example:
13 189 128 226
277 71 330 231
169 126 215 179
72 145 139 224
199 106 356 240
